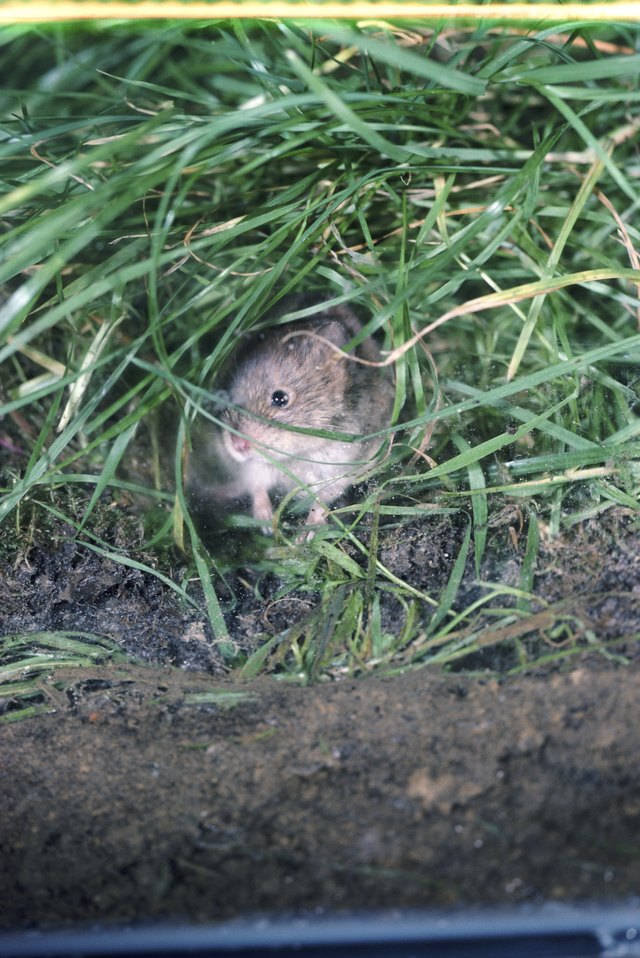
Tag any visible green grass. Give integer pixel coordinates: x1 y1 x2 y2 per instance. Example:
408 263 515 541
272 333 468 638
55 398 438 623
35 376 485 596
1 18 640 683
0 630 128 722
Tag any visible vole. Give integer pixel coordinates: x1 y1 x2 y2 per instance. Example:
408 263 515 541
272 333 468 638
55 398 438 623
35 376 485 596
196 300 394 532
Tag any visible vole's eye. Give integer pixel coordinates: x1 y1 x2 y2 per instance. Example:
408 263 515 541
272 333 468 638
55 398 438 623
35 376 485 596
271 390 289 408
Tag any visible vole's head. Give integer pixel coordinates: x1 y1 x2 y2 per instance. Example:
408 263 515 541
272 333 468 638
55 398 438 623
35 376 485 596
222 319 351 462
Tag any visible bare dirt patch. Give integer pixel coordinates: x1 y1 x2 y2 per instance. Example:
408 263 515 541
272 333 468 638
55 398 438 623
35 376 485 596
2 661 640 928
1 506 639 929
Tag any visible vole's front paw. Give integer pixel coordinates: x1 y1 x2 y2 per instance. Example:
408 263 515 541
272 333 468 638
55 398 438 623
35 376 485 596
252 489 275 535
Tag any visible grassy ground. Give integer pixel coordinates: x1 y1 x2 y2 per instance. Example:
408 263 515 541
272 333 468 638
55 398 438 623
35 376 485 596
1 18 640 693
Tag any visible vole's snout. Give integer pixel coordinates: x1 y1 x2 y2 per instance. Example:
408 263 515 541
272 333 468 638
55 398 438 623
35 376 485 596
230 433 251 456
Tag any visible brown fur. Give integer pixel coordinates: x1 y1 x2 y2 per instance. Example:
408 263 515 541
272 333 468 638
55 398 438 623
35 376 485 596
194 302 394 531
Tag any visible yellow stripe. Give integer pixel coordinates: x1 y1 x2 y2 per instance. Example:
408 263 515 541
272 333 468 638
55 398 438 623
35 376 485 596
1 1 640 22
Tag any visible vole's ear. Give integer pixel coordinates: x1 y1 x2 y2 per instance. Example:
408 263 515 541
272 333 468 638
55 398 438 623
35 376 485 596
288 319 352 384
306 320 352 381
308 321 353 394
314 319 350 350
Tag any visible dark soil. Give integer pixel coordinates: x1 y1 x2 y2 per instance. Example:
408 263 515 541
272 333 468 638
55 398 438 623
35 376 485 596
1 505 640 929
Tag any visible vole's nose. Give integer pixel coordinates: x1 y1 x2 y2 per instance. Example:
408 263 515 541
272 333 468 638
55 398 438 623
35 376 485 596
230 433 251 455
